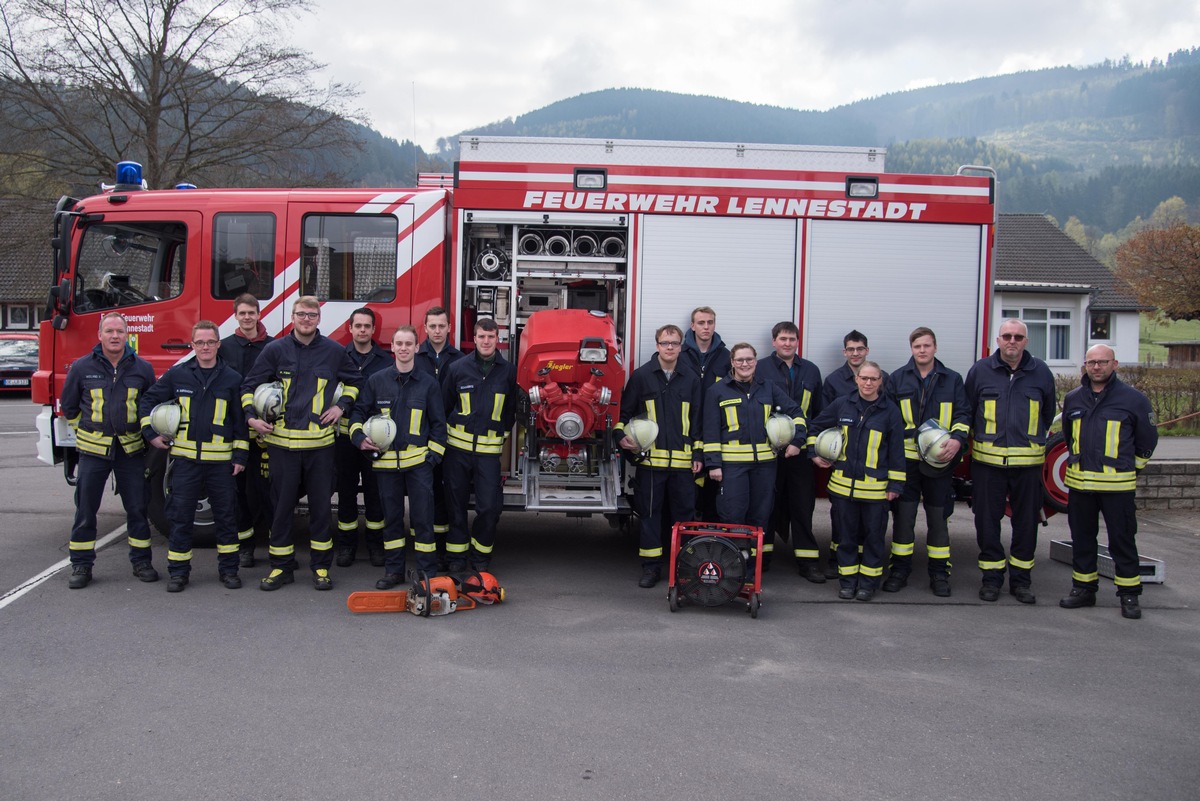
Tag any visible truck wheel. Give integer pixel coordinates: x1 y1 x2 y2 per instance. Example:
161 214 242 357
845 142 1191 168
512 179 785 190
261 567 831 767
146 449 218 548
1042 432 1070 514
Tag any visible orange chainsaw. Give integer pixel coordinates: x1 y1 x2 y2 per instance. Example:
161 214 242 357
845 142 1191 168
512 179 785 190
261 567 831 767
347 570 505 617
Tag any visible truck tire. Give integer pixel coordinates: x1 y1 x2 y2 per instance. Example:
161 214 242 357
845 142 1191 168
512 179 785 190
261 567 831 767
1041 432 1070 514
146 448 218 548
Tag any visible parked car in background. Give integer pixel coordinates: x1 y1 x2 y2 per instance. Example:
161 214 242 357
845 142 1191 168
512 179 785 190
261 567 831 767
0 332 38 393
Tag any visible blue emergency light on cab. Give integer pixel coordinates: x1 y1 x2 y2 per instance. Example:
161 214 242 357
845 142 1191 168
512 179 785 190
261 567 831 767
114 161 146 191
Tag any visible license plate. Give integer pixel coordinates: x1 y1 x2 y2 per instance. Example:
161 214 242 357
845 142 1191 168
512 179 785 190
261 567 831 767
2 378 30 386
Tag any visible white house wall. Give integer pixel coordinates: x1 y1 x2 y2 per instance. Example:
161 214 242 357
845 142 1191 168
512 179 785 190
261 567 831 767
991 292 1141 374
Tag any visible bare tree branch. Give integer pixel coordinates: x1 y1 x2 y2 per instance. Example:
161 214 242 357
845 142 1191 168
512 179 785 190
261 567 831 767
0 0 366 194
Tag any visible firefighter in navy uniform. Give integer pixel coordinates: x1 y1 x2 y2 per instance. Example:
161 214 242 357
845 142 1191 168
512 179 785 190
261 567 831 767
819 330 888 578
218 293 274 568
241 296 362 591
61 312 159 589
809 361 906 601
964 318 1057 604
140 321 249 591
883 327 971 597
1059 345 1158 620
334 308 392 568
414 306 465 568
681 306 732 522
350 326 447 589
615 324 702 589
441 317 518 572
758 321 824 581
703 343 806 553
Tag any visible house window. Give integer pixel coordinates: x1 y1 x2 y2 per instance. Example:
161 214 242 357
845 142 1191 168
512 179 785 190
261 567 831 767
1090 312 1111 340
1001 307 1072 361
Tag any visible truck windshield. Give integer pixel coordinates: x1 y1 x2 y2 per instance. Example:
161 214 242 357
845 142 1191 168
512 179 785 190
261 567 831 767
73 221 186 313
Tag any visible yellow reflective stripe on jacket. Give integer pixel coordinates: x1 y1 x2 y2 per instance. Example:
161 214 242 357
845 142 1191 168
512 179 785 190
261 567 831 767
1027 400 1040 437
717 441 776 462
970 438 1046 467
643 399 658 424
263 423 335 450
1065 465 1137 492
1106 419 1120 459
491 393 505 422
458 392 472 416
124 388 138 424
373 445 431 470
447 424 504 454
681 401 691 438
89 388 105 423
865 430 881 469
983 399 996 435
827 471 890 500
899 398 914 429
643 448 697 469
410 408 424 437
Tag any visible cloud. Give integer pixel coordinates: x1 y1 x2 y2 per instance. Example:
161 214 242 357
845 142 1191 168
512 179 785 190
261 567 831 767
292 0 1200 150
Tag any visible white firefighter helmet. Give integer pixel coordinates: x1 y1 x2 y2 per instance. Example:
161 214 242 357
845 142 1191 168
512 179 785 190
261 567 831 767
813 428 844 462
917 419 953 469
765 413 796 450
625 416 659 451
148 401 181 439
252 381 285 423
363 414 398 451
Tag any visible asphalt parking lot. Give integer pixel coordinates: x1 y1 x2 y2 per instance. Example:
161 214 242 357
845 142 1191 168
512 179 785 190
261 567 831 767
1 396 1198 800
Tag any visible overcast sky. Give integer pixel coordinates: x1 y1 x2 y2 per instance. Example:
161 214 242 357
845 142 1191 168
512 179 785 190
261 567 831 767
292 0 1200 152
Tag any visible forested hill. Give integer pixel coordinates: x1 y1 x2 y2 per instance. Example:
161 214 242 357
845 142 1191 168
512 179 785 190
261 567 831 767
439 48 1200 230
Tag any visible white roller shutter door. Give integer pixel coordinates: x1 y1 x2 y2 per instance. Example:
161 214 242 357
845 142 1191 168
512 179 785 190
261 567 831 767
635 216 799 366
803 220 985 378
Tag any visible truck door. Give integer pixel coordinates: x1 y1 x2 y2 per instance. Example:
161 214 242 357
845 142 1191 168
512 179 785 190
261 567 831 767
67 210 203 376
286 201 415 337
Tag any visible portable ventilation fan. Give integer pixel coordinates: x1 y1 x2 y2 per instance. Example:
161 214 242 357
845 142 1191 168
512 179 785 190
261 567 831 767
674 534 748 606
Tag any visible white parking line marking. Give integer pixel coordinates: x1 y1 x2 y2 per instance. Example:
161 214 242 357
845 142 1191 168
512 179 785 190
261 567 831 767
0 524 128 611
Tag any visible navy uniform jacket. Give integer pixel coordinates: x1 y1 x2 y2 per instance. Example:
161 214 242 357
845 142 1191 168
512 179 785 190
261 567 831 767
614 354 703 471
808 393 906 501
964 350 1057 468
442 352 518 456
339 341 392 435
758 352 823 419
1062 374 1157 492
139 358 249 466
240 331 361 451
702 374 805 470
61 344 156 458
415 340 465 384
681 330 731 389
887 357 971 462
350 366 447 471
822 362 890 407
218 324 273 378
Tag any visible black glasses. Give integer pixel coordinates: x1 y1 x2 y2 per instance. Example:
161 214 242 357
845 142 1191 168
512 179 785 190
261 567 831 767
999 333 1026 342
657 340 681 348
293 311 319 320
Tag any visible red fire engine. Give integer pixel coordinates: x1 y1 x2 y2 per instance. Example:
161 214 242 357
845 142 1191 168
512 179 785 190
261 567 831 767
34 136 1012 539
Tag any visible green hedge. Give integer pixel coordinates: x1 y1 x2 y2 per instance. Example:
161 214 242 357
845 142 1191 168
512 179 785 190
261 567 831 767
1053 368 1200 433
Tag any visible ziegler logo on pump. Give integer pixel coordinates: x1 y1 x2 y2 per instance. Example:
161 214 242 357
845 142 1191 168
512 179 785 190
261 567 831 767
697 561 723 585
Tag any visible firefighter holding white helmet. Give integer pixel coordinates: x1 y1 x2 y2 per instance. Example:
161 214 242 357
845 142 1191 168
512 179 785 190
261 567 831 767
139 320 249 592
757 321 824 581
884 326 970 597
703 343 806 553
349 325 447 589
240 297 363 591
808 361 906 601
615 323 703 588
